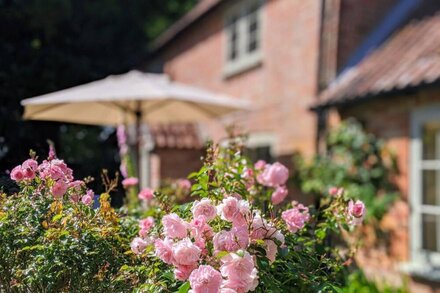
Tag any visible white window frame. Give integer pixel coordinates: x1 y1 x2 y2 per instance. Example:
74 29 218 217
410 105 440 269
223 0 264 78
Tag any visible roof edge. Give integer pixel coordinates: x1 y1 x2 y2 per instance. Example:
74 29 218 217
150 0 223 54
310 79 440 111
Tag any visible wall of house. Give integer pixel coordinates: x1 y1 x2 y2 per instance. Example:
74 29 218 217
334 88 440 291
152 0 322 159
153 148 204 181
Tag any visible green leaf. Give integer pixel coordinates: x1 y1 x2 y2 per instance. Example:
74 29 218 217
177 281 190 293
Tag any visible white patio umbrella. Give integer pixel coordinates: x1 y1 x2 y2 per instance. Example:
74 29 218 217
21 70 249 185
21 70 248 125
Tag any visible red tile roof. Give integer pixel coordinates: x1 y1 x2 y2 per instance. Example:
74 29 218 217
151 0 223 53
315 13 440 108
149 123 203 149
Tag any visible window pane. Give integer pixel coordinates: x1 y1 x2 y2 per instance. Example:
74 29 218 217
245 146 272 163
227 18 239 61
423 122 440 160
247 7 260 53
422 170 440 205
423 214 440 252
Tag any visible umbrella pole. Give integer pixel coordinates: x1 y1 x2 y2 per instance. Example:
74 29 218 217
135 106 142 184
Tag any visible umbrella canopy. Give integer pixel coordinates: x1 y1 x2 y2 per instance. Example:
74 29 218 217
21 70 249 126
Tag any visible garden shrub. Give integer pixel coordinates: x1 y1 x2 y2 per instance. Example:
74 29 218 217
293 119 399 222
131 138 367 292
0 150 151 292
1 138 370 292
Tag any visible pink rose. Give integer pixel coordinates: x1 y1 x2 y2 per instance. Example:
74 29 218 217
213 226 249 253
131 237 149 254
271 185 288 205
217 197 250 227
265 239 278 264
68 180 85 191
139 217 155 237
154 238 174 264
10 166 24 182
122 177 139 188
174 264 197 281
138 188 154 201
190 215 214 241
254 160 266 170
22 159 38 171
347 200 366 225
81 190 94 205
221 251 259 292
282 204 310 233
250 215 276 240
177 179 192 191
172 238 201 266
328 187 344 197
162 213 188 239
22 159 38 180
192 198 217 221
257 162 289 187
189 265 222 293
51 181 68 198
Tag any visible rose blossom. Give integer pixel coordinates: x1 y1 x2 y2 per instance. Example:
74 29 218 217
264 239 278 264
51 180 68 198
10 166 25 182
221 251 259 292
257 162 289 187
213 226 249 253
347 200 366 225
281 204 310 233
271 185 288 205
172 238 201 266
177 179 192 191
254 160 266 171
189 265 223 293
154 238 174 264
22 159 38 171
190 215 214 241
217 197 250 227
131 237 149 254
139 216 155 237
174 264 197 281
138 187 154 201
81 189 94 206
192 198 217 221
162 213 188 239
329 187 344 197
122 177 139 188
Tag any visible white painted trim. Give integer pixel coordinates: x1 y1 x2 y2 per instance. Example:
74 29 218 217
410 105 440 266
246 132 277 158
223 0 264 78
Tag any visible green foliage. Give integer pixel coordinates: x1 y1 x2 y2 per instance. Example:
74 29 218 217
339 271 408 293
293 119 399 221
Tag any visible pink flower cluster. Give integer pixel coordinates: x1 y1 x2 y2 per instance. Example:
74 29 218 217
138 187 154 201
133 195 290 292
9 150 94 205
281 202 310 233
347 200 366 225
255 161 289 205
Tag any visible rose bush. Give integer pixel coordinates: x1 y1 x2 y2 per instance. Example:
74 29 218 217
0 150 157 292
130 138 367 292
1 138 370 292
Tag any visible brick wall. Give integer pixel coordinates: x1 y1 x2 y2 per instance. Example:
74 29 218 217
151 0 322 158
154 148 204 180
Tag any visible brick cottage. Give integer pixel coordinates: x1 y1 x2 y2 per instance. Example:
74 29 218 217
146 0 440 291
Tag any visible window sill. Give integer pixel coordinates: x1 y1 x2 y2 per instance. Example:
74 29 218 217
400 262 440 282
222 52 262 79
